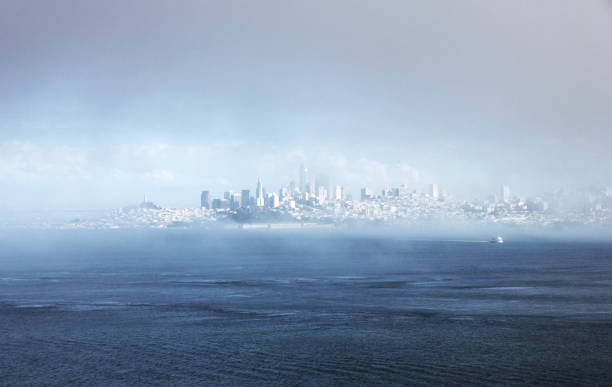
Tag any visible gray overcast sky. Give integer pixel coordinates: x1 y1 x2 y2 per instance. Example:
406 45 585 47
0 0 611 209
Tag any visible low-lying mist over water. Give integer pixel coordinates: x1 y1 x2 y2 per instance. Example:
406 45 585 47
1 230 612 384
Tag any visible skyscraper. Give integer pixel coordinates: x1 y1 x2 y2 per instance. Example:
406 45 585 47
299 164 308 193
279 186 289 201
256 178 265 207
305 182 314 198
430 183 439 199
501 184 511 203
308 182 315 197
231 193 241 210
317 185 327 202
241 189 250 208
361 187 374 201
334 185 343 201
200 190 211 209
268 192 279 208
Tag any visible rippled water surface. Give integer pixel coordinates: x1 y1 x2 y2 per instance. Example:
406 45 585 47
1 230 612 385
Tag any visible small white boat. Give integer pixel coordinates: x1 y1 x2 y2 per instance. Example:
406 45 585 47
490 236 504 244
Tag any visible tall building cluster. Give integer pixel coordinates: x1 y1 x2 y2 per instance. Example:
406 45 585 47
501 184 511 203
200 164 351 211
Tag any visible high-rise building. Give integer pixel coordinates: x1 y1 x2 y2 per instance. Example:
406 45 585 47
334 185 343 201
317 186 327 202
279 187 289 201
241 190 250 208
268 192 279 208
501 184 511 203
299 164 308 193
430 183 439 199
361 187 374 201
200 190 211 209
212 198 230 210
231 193 241 210
256 178 265 207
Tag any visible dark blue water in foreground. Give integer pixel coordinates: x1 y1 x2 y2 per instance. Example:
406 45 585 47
1 230 612 385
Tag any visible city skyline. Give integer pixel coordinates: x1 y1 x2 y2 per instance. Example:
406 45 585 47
182 162 598 212
19 174 606 231
118 164 609 211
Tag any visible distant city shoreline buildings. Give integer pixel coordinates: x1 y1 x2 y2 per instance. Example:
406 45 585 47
80 165 612 230
15 164 611 230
